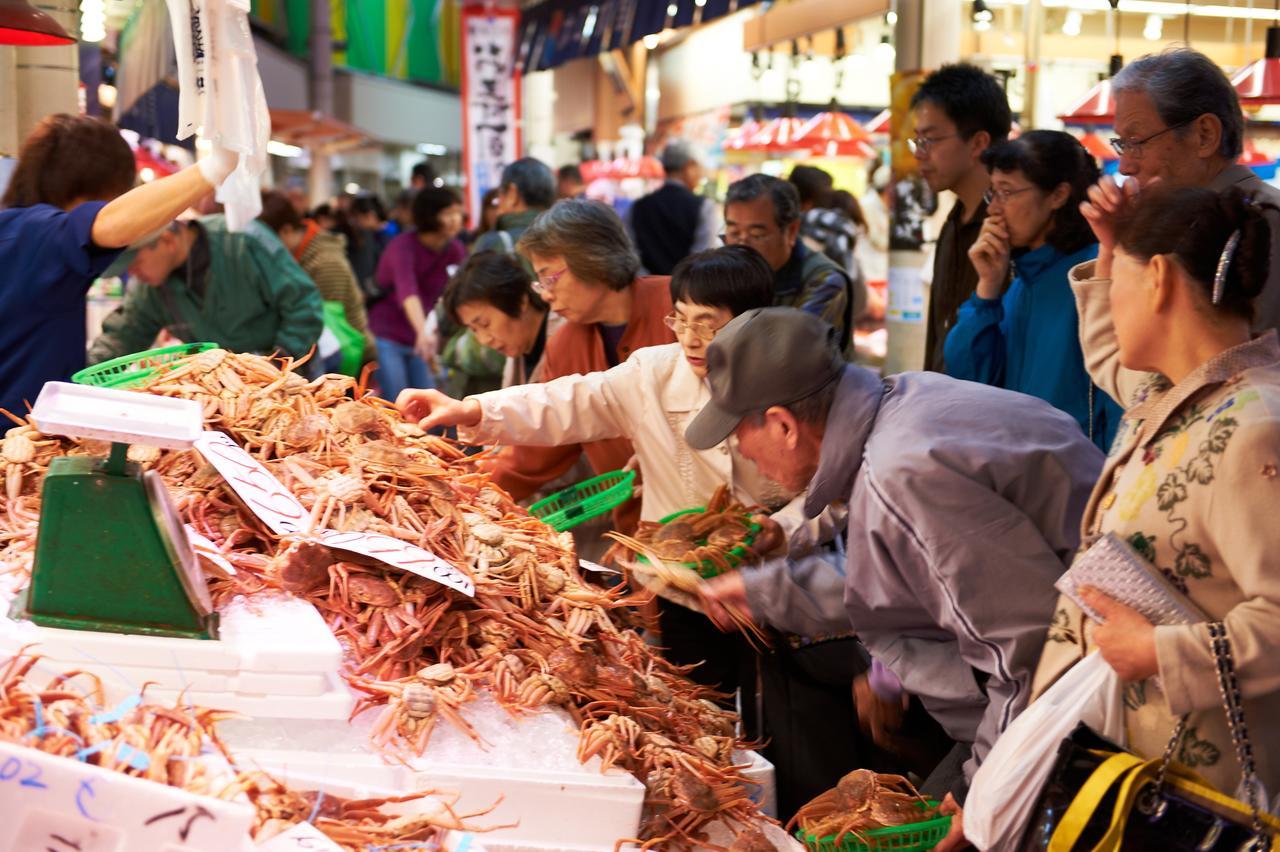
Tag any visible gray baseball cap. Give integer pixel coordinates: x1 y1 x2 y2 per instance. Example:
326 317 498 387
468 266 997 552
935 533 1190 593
685 307 845 451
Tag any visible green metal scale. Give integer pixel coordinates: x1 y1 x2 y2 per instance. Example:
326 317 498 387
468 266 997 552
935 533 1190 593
9 382 218 640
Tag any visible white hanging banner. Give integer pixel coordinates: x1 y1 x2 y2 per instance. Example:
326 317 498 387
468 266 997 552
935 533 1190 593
461 7 522 227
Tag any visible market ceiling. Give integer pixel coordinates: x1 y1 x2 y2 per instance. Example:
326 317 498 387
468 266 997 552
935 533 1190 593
517 0 763 72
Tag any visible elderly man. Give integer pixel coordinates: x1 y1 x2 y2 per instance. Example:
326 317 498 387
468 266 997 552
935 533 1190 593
627 140 718 275
473 157 556 256
694 308 1102 842
723 174 865 345
89 214 324 365
1074 48 1280 406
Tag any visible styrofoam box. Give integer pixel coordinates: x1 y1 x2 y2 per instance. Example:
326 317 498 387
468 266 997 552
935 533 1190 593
0 593 353 720
0 739 255 852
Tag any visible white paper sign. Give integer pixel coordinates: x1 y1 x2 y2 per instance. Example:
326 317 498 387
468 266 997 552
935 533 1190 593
194 431 310 536
193 431 474 597
185 524 237 577
461 8 521 226
316 530 474 597
887 265 926 324
256 821 343 851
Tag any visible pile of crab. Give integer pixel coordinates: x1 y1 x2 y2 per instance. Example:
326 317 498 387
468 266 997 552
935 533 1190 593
0 348 777 850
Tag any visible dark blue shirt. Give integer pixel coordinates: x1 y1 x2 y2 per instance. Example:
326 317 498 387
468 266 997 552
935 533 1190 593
0 202 122 413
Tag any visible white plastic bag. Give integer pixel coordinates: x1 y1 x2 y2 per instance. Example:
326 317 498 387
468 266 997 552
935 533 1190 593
964 652 1125 850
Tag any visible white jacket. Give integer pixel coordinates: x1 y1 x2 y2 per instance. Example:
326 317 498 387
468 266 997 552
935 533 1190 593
461 343 824 547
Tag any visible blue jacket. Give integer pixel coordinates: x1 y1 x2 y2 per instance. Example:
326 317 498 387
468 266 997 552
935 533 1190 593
944 242 1123 450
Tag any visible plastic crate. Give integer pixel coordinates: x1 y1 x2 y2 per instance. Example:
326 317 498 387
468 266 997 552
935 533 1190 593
528 470 636 531
636 507 762 579
795 803 951 852
71 341 219 389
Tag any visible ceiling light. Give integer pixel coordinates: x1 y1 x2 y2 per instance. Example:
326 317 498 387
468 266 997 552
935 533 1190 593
1143 13 1163 39
973 0 995 29
416 143 448 155
344 182 361 194
643 33 661 49
139 167 156 183
885 10 898 25
1063 9 1083 35
266 140 303 158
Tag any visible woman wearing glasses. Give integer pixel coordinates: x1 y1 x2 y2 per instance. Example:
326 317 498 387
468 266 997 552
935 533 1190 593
943 130 1124 451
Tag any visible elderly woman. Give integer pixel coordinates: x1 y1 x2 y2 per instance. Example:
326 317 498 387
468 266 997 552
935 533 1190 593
1033 185 1280 801
0 114 236 412
944 130 1124 450
404 199 673 533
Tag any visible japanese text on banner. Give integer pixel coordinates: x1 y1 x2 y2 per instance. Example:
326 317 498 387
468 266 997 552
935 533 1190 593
462 8 521 224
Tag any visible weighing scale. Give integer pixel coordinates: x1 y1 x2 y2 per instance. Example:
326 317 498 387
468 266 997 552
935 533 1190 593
10 381 217 639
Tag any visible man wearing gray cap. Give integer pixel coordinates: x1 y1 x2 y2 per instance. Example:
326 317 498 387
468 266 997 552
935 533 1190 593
691 308 1102 829
627 140 718 275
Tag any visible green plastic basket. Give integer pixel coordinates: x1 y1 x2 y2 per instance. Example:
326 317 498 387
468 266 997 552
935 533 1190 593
528 469 636 531
795 803 951 852
72 342 220 390
636 507 762 579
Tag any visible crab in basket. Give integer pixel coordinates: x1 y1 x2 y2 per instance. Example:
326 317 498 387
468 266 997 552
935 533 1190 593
787 769 943 847
613 486 763 576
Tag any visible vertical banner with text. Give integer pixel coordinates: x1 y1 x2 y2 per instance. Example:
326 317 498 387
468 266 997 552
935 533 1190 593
461 7 522 227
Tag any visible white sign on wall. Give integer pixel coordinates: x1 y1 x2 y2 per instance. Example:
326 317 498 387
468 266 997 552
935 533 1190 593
461 7 522 227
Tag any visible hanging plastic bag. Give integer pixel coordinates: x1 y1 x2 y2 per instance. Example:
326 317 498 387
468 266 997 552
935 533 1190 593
964 652 1125 850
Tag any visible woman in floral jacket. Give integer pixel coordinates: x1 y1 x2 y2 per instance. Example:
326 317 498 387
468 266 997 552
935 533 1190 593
1033 185 1280 797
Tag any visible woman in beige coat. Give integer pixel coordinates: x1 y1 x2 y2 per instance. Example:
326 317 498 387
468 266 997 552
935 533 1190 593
1033 185 1280 798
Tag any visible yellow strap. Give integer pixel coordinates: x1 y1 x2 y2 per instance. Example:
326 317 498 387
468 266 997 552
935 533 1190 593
1048 752 1146 852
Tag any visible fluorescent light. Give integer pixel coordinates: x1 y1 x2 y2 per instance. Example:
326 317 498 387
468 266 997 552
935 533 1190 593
582 5 597 38
666 2 678 16
1143 13 1163 39
1063 9 1083 35
266 140 303 158
344 182 361 194
416 143 448 155
80 0 105 42
985 0 1280 22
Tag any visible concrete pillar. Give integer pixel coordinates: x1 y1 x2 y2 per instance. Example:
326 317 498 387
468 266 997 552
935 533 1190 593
883 0 960 375
0 0 80 157
307 0 334 205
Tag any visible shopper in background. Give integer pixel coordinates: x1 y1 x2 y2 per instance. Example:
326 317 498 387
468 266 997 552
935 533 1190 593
723 174 864 345
693 308 1102 839
388 190 416 237
557 164 585 200
368 187 466 402
443 251 564 388
911 63 1013 372
0 114 239 412
789 164 858 275
1034 185 1280 804
410 199 673 534
462 188 502 248
858 161 891 285
88 213 323 366
944 130 1123 451
1069 48 1280 407
258 190 375 371
627 140 718 276
311 203 339 233
410 161 436 191
346 194 391 302
473 158 556 256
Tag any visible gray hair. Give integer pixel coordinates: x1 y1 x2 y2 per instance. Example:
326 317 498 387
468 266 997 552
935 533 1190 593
1112 47 1244 159
725 174 802 228
660 140 698 174
517 199 640 291
499 157 556 210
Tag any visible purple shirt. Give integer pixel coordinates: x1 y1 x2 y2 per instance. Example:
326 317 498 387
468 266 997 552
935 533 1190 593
368 232 465 345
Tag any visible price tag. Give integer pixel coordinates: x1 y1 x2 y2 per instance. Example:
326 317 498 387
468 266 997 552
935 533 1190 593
185 525 237 577
255 821 343 850
194 431 309 536
316 530 475 597
14 807 123 851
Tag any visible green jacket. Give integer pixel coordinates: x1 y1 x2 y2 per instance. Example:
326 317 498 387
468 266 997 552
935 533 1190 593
90 216 324 364
472 208 543 255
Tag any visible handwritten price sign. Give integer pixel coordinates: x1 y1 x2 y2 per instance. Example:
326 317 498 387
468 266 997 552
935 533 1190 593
256 821 343 850
193 432 474 597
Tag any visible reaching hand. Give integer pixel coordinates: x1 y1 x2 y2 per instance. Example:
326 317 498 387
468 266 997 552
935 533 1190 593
853 673 909 748
414 328 440 365
699 572 752 632
968 214 1011 299
747 514 786 557
395 388 482 432
932 794 969 852
1080 586 1160 682
197 145 239 187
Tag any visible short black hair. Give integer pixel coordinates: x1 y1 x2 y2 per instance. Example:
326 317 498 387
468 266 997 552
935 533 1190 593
788 165 834 207
910 63 1012 145
412 186 461 233
350 194 386 220
501 157 556 210
725 174 801 229
558 164 583 183
444 250 547 324
412 161 435 184
669 245 775 316
981 130 1099 255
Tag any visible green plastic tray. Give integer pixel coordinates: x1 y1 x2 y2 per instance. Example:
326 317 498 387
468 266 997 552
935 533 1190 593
528 469 636 531
795 802 950 852
71 342 220 389
636 506 762 579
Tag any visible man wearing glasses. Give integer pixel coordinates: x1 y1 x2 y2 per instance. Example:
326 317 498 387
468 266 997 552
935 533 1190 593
722 174 864 348
909 64 1013 373
1071 48 1280 406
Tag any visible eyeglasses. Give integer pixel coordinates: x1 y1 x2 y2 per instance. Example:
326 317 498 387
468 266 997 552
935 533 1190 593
983 186 1037 205
1109 119 1194 159
908 134 958 155
664 313 727 342
531 265 569 297
720 229 776 247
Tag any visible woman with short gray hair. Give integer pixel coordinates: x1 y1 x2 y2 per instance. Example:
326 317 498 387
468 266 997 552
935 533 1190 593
517 198 641 293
